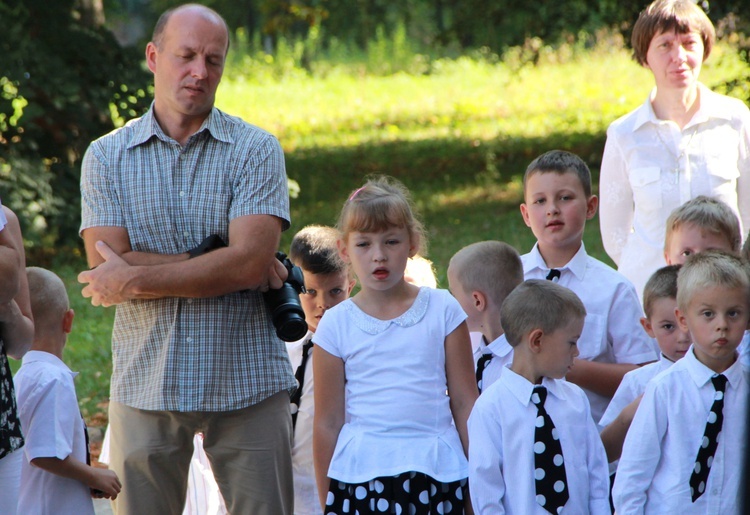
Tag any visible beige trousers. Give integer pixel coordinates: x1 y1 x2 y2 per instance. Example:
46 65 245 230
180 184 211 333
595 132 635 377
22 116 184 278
108 391 293 515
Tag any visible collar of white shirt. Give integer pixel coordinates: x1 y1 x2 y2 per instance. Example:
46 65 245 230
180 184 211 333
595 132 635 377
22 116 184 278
632 83 736 132
487 333 513 359
21 350 78 378
501 366 570 406
683 346 744 391
526 242 588 282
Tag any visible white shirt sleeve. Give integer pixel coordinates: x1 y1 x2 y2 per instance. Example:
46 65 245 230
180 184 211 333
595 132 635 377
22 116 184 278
467 398 506 514
612 380 665 514
736 110 750 236
599 126 634 266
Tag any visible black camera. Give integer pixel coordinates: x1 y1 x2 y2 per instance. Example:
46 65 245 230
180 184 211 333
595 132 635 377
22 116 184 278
263 252 308 342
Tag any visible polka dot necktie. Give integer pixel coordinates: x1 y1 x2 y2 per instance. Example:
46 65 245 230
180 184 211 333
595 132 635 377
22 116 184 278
532 385 568 514
689 374 728 502
475 353 493 393
545 269 561 282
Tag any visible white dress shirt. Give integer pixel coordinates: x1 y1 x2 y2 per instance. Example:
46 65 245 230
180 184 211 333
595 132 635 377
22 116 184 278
474 333 513 393
613 348 747 514
599 84 750 300
522 243 658 424
14 351 94 515
468 367 610 514
285 331 321 515
599 353 674 428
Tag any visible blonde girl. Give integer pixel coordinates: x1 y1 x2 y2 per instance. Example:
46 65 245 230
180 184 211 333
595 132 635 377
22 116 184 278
313 176 478 514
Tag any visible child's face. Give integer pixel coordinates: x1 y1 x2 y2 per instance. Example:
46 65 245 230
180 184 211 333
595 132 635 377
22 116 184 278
676 285 750 372
447 265 481 332
665 222 734 265
339 226 416 293
641 296 691 362
520 171 597 256
537 317 583 379
299 269 354 332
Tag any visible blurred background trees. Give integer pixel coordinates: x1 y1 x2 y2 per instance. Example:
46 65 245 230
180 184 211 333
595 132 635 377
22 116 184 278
1 0 748 259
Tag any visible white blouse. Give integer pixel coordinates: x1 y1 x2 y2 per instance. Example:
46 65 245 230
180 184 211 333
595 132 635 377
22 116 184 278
313 287 469 483
599 84 750 300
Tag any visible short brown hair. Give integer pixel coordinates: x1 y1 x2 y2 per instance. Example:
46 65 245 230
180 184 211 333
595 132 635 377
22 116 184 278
631 0 715 66
642 264 680 319
523 150 592 198
289 225 347 275
449 241 523 308
500 280 586 347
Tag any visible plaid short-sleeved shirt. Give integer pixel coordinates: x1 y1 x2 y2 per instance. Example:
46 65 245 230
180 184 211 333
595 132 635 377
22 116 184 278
80 106 296 411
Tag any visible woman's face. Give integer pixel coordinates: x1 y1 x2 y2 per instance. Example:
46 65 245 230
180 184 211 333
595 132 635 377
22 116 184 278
646 29 704 92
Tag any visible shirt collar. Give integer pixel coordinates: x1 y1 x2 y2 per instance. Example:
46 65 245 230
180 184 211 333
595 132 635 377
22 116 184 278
487 333 513 359
127 104 233 149
22 350 78 377
527 242 588 281
632 83 734 132
684 346 743 390
502 366 568 406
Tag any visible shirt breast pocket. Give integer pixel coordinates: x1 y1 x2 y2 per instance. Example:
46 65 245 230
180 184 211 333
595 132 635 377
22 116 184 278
629 166 662 211
577 313 607 361
706 155 740 194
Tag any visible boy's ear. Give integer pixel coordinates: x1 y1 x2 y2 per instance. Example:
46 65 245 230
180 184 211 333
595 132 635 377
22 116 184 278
528 328 544 354
585 195 598 220
519 203 532 228
337 239 350 263
62 309 75 335
640 316 656 338
675 307 690 333
472 290 487 312
663 249 674 266
346 278 356 295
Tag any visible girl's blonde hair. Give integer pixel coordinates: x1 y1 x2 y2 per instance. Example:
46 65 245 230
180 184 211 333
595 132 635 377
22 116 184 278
337 175 426 255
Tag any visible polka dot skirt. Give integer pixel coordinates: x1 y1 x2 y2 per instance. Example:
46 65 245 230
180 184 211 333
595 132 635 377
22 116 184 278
325 472 468 514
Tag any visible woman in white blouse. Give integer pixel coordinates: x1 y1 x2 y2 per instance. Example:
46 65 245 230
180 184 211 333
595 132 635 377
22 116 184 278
599 0 750 300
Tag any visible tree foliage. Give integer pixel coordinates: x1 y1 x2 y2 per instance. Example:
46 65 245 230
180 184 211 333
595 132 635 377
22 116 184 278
0 0 151 256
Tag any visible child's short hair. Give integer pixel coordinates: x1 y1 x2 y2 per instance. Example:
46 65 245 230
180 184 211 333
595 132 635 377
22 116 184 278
500 280 587 347
289 225 347 275
664 196 741 253
338 175 426 254
642 265 681 319
449 241 523 308
631 0 715 67
676 250 750 311
523 150 592 197
26 267 69 334
405 254 437 288
742 230 750 262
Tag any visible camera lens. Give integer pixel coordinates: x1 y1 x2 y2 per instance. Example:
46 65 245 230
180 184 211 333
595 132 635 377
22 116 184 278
264 284 308 341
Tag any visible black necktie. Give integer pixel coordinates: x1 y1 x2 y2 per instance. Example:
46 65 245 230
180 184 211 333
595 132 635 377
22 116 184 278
476 353 493 393
290 337 314 428
532 386 568 514
690 374 728 502
546 269 561 282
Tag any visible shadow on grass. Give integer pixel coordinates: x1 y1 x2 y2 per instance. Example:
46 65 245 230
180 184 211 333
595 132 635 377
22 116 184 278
284 127 611 282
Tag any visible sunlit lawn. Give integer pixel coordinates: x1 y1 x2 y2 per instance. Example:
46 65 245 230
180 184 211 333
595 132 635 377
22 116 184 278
28 43 749 422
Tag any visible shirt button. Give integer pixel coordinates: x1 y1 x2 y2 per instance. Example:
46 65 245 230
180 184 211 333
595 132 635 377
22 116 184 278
179 191 186 197
184 231 190 237
186 337 193 343
187 299 193 304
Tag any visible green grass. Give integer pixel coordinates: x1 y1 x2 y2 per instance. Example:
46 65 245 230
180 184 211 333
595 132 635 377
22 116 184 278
15 42 749 425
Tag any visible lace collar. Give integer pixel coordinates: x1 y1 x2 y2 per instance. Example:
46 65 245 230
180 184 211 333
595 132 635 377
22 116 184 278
344 287 430 335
